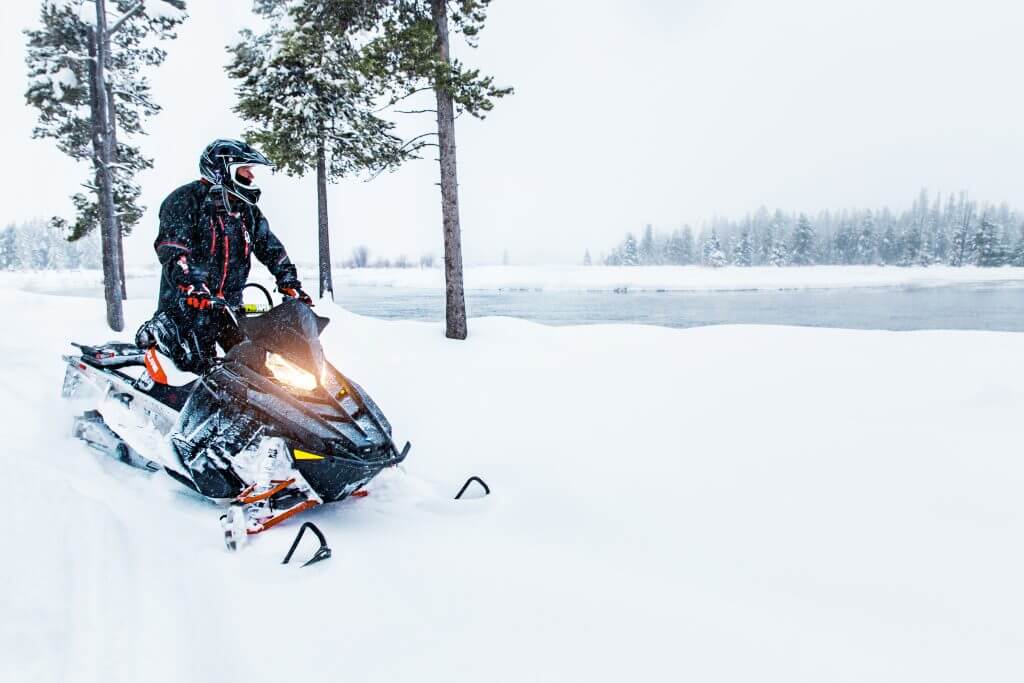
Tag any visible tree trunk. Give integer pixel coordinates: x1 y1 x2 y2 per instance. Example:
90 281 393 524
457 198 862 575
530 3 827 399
431 0 467 340
87 13 124 332
106 80 127 299
316 141 333 300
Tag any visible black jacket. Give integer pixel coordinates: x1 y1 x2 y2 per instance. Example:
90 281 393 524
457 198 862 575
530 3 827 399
154 180 300 311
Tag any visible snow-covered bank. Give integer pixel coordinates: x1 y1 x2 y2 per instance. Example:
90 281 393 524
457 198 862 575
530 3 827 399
0 266 160 294
328 264 1024 292
4 288 1024 682
6 264 1024 296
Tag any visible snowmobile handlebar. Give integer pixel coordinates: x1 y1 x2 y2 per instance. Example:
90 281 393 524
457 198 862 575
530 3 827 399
235 303 273 315
213 301 272 329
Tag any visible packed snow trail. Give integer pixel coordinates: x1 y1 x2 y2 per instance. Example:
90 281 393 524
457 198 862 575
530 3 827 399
3 285 1024 682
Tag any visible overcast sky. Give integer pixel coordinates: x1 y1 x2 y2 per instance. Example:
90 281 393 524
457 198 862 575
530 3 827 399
3 0 1024 266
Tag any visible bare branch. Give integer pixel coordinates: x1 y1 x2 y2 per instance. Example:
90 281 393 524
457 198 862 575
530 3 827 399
107 1 144 37
373 87 433 113
399 131 438 150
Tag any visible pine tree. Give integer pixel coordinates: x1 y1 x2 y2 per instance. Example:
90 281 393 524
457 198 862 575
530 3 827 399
732 225 754 266
25 0 186 330
974 216 1008 266
0 226 19 271
876 224 896 265
679 226 695 265
932 221 949 264
767 240 787 266
760 211 783 265
702 229 727 267
583 248 592 266
948 193 976 266
833 222 856 264
790 214 816 265
664 230 684 265
363 0 512 340
900 224 922 266
855 212 877 264
639 224 656 264
621 233 639 266
227 0 416 301
917 226 934 266
1012 223 1024 266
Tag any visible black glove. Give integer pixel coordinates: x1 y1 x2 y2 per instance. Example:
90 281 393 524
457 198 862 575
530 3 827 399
278 283 313 306
178 283 217 311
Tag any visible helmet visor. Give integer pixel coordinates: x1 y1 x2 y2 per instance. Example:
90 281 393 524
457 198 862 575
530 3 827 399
229 162 264 189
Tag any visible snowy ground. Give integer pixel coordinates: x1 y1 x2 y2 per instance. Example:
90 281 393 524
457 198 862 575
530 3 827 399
3 282 1024 682
7 264 1024 295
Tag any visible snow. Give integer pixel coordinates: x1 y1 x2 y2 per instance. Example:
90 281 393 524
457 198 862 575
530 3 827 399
142 0 187 22
9 264 1024 297
50 66 78 100
44 0 80 11
3 279 1024 682
328 264 1024 292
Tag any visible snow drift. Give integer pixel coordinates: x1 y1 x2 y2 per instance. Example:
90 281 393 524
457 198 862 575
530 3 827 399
3 284 1023 682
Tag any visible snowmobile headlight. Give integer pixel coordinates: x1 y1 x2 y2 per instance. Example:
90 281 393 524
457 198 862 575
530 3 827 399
266 352 317 392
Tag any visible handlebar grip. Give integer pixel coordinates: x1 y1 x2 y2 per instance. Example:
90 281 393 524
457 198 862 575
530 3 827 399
238 303 272 314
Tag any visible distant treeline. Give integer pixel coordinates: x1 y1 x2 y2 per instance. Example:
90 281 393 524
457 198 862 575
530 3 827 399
0 219 101 271
336 245 435 269
597 190 1024 267
0 222 433 273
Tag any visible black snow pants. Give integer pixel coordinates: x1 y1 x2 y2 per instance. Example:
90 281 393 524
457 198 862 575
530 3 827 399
138 304 243 375
173 303 245 374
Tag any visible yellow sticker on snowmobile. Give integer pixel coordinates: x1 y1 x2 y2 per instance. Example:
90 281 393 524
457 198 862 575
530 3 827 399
293 449 325 461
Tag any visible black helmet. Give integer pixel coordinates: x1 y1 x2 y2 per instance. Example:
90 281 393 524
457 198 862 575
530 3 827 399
199 139 272 205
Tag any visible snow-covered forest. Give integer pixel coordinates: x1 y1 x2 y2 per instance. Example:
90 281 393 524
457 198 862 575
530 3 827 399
0 218 101 270
12 185 1023 272
602 190 1023 268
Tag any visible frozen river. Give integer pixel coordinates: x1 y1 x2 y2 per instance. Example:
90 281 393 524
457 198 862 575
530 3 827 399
337 282 1024 331
29 275 1024 332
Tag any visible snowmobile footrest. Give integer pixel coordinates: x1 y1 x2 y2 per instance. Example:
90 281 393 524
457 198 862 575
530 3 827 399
237 478 296 504
282 522 331 567
249 499 319 534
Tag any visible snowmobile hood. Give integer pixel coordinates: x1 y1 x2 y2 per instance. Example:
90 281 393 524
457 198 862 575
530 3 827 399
237 300 330 375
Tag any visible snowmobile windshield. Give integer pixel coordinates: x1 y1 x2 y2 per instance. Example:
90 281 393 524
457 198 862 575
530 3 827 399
237 299 330 377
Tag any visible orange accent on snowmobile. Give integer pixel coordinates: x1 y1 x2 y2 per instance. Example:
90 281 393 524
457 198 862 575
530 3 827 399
144 348 168 385
248 499 319 535
236 478 296 504
351 490 368 498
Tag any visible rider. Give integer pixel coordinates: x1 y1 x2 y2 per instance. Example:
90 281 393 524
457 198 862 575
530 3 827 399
137 139 312 373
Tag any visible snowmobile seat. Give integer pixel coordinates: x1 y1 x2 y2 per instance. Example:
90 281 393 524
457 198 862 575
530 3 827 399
74 342 146 370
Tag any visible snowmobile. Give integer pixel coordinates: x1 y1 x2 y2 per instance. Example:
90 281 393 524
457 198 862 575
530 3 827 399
61 294 410 551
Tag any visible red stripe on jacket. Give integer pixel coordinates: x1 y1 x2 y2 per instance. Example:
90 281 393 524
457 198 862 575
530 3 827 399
156 241 191 253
